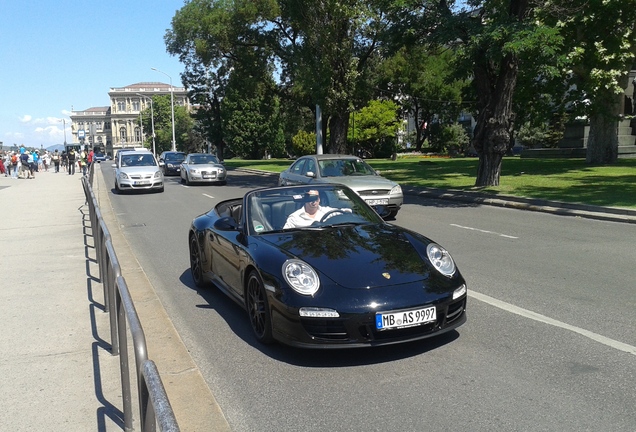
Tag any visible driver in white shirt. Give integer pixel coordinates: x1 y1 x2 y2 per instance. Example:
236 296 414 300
283 190 349 228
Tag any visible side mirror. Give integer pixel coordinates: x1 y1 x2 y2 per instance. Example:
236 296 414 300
111 163 117 168
214 217 239 231
305 171 316 178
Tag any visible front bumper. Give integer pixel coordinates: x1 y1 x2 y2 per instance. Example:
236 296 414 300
117 177 164 191
186 170 227 183
269 283 467 348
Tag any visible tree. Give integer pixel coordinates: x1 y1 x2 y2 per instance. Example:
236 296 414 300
377 46 467 151
166 0 386 155
349 99 400 157
537 0 636 164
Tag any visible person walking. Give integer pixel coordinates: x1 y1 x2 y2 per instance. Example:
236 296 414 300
79 148 88 176
61 151 68 172
67 148 76 175
10 151 19 179
42 151 50 172
1 152 7 176
52 150 61 173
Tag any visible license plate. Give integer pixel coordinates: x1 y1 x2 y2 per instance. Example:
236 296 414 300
366 198 389 206
134 180 150 186
376 306 436 330
203 173 216 179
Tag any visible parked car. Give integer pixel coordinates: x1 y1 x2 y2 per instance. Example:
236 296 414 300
279 154 403 219
180 153 227 185
188 183 467 348
113 150 164 193
158 151 186 176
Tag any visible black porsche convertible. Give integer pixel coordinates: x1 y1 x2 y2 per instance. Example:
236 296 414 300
188 184 467 348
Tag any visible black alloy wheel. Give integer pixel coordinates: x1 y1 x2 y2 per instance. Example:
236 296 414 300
189 235 208 288
246 271 274 344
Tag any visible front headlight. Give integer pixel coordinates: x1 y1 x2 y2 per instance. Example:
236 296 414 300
153 171 162 179
119 172 129 179
426 243 456 277
283 259 320 296
390 184 402 195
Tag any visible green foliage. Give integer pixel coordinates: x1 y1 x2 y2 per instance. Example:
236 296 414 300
349 100 400 157
428 123 470 155
291 130 316 157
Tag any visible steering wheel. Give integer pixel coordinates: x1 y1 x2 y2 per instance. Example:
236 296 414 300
319 209 347 223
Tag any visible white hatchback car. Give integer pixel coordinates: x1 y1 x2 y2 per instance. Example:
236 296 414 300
113 150 164 193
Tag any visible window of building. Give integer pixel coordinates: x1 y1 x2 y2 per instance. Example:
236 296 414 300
132 100 140 111
104 122 111 131
117 100 126 112
120 127 127 143
134 127 141 143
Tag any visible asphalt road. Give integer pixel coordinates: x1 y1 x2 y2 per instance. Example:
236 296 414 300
100 163 636 431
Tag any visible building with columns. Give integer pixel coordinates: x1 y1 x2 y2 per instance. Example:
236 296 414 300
70 82 189 156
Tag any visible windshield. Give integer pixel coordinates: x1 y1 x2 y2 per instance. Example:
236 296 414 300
190 154 219 165
121 153 156 167
318 158 377 177
246 185 383 234
165 153 185 162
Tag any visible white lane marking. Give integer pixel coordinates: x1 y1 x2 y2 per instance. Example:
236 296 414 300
202 193 215 199
451 223 518 239
469 290 636 356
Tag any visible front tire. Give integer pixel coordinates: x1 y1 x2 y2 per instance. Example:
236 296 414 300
246 271 273 344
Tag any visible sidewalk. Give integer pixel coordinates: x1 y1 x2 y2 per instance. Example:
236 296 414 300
0 167 231 431
0 169 123 431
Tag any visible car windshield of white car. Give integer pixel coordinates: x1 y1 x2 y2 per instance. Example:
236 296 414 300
192 155 218 165
319 159 375 177
123 154 156 167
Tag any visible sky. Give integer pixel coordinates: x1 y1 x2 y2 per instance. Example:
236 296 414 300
0 1 188 149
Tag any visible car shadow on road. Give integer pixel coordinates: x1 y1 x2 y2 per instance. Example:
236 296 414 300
178 269 462 367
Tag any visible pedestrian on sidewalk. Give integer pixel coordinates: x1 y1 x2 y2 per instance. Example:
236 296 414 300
79 148 88 176
27 151 36 179
61 151 68 172
52 150 61 173
11 152 19 179
67 148 76 175
0 152 7 176
19 151 29 179
42 151 51 172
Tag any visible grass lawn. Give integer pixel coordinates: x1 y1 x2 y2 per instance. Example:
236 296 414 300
223 156 636 209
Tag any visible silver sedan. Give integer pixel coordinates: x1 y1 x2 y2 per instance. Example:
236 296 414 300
180 153 227 185
279 154 402 218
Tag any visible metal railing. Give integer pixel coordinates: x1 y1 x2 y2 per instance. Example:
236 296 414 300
82 166 179 432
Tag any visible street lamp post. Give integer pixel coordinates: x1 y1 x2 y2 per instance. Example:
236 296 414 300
59 119 67 145
151 67 176 151
136 93 156 156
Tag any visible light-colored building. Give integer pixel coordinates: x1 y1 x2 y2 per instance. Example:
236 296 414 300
70 82 189 156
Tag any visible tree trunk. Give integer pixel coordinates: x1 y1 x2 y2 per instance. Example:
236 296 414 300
473 52 519 186
586 77 624 164
328 111 349 154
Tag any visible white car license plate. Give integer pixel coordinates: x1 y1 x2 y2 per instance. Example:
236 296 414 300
203 173 216 179
376 306 436 330
134 180 150 186
366 198 389 206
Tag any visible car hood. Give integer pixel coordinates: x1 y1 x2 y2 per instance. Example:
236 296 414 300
259 224 437 289
319 175 397 190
